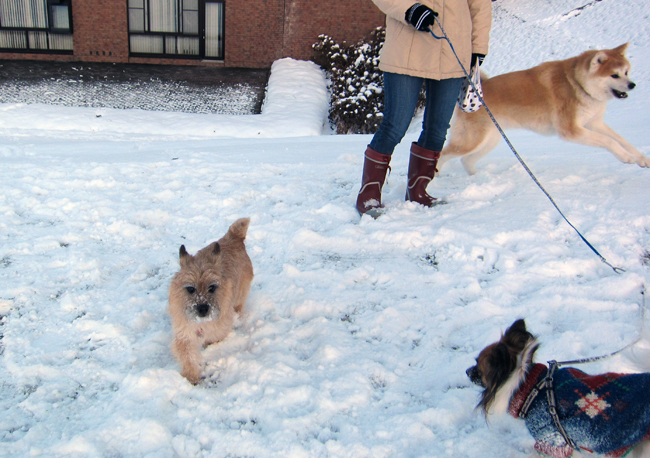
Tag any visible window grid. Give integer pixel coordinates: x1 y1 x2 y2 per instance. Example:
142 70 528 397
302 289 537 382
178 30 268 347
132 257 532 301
0 0 72 53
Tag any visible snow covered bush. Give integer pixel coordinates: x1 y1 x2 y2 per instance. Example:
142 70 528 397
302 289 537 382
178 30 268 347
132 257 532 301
313 28 425 135
312 28 386 134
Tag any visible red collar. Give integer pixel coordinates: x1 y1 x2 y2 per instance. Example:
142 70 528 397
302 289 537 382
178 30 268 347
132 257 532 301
508 363 547 418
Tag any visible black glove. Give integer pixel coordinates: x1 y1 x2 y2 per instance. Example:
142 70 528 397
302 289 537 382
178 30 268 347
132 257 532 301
405 3 438 32
471 53 485 67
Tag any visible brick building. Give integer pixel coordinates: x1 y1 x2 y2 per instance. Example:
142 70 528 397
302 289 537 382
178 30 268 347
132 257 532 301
0 0 385 68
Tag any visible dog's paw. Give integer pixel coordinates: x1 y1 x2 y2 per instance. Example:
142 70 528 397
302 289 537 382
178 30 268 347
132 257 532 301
636 155 650 168
181 367 202 385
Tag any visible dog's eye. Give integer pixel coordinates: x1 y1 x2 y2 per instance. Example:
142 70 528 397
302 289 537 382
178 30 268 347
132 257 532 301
185 286 196 294
208 284 218 294
611 74 620 79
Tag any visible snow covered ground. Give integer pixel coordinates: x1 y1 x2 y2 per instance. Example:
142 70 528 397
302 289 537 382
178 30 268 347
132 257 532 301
1 0 650 457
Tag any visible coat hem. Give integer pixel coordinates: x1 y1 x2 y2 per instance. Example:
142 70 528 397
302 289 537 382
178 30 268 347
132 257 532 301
378 63 467 80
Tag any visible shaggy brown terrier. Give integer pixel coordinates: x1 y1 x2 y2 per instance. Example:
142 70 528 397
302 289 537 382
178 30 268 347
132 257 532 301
168 217 253 384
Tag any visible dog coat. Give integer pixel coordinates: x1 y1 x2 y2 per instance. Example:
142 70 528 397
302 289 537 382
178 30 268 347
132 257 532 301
508 363 650 458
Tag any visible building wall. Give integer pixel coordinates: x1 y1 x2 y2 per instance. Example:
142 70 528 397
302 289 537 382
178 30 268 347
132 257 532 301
72 0 129 61
0 0 385 68
282 0 385 61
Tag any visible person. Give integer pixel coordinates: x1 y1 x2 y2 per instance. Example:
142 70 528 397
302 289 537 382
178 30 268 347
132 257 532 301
356 0 492 216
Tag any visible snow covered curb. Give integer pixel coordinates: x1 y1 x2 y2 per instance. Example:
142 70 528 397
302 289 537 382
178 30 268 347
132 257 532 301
0 58 330 140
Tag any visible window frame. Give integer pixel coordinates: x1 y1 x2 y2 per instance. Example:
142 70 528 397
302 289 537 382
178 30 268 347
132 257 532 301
127 0 225 60
0 0 73 54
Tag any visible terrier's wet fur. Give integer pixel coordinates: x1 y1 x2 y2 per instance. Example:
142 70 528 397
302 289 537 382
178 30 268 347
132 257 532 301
168 218 253 384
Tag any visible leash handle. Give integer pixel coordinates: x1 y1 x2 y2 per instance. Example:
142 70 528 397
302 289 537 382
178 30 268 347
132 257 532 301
428 17 624 274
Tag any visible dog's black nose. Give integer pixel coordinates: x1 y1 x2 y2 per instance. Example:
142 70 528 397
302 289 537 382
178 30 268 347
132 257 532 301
466 366 485 387
196 303 210 317
628 82 636 90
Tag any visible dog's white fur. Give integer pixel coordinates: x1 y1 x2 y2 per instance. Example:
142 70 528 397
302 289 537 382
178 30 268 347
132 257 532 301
489 337 538 416
439 43 649 175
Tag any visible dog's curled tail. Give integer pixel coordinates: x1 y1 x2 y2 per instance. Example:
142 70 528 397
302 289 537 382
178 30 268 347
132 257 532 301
227 217 250 241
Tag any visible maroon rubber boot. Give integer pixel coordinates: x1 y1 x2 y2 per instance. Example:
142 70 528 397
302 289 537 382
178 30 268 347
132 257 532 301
356 146 391 217
405 142 443 207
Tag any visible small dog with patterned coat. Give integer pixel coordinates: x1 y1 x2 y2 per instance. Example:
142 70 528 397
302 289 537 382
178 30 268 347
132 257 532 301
466 319 650 457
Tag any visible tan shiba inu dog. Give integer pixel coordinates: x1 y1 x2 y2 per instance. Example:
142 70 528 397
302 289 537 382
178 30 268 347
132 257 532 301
439 44 649 175
168 218 253 384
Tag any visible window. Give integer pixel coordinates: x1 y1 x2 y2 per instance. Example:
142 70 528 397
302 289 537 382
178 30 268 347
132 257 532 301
128 0 224 59
0 0 73 52
129 0 199 57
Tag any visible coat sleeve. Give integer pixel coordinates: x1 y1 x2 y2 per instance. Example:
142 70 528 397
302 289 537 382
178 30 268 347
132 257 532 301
468 0 492 56
372 0 421 25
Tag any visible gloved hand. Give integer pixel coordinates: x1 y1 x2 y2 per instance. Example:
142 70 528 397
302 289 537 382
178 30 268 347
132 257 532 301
471 53 485 67
405 3 438 32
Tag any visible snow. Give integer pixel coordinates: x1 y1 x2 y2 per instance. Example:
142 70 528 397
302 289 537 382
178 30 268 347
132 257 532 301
1 0 650 457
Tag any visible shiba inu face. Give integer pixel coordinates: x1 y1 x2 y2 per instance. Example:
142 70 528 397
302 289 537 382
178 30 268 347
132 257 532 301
586 43 636 101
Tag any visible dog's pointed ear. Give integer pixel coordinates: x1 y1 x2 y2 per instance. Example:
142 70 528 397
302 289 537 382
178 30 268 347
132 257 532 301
507 319 527 335
613 42 629 55
590 51 608 72
503 319 534 353
179 245 190 267
211 242 221 255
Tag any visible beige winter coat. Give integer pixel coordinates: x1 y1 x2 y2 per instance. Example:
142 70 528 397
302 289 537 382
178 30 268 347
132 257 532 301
372 0 492 79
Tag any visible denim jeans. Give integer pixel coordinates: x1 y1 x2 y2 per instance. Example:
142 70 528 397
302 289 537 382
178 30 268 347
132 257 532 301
369 72 464 155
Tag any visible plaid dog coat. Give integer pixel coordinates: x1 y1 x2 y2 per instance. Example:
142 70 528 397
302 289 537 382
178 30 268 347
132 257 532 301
509 363 650 457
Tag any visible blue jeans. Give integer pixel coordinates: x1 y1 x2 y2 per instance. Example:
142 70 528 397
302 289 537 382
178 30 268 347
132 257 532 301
369 72 464 154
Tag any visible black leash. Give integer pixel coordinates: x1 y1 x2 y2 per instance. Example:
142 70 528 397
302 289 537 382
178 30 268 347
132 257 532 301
429 17 624 274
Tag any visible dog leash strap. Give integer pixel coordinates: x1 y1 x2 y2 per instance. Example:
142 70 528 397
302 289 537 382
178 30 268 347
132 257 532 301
556 337 641 367
545 361 578 450
556 286 646 367
519 378 545 418
517 362 576 450
429 18 624 274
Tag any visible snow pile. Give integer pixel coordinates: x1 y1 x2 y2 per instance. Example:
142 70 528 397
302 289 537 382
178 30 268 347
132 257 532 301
0 58 330 140
1 0 650 457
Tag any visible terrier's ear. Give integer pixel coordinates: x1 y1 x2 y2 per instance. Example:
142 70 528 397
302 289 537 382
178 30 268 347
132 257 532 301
212 242 221 255
613 42 629 55
179 245 189 267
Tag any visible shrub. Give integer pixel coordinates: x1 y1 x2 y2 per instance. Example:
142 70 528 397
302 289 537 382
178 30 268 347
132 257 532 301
312 28 386 134
313 28 426 135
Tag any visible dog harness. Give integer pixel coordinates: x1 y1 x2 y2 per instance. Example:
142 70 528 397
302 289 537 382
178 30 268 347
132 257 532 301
509 363 650 458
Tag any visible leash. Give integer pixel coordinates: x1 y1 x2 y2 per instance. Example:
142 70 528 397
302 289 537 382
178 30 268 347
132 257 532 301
428 17 624 274
555 285 646 367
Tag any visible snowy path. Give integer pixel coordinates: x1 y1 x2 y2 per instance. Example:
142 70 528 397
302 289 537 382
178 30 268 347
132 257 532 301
1 0 650 457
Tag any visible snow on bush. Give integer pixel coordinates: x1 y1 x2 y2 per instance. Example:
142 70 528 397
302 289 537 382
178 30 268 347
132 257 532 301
312 28 386 134
313 27 425 135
